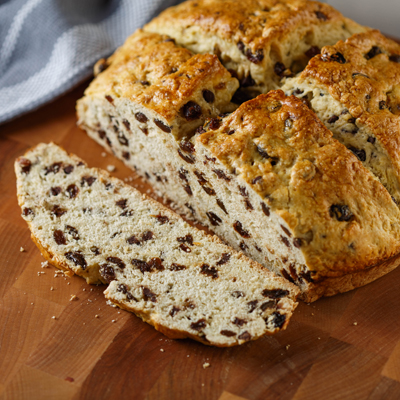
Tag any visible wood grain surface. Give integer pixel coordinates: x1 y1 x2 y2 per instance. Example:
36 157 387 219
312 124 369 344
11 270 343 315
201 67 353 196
2 82 400 400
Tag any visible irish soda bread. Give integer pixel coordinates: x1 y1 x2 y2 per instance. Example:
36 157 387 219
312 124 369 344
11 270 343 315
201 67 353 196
15 143 299 346
282 30 400 204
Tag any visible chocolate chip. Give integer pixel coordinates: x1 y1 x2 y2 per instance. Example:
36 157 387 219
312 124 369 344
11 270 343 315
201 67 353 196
365 46 382 60
177 149 195 164
220 330 236 337
293 238 302 248
213 169 231 181
261 202 270 217
100 264 115 282
322 52 346 64
305 46 321 58
274 62 286 77
328 115 339 124
238 331 251 341
179 140 195 154
349 147 366 162
66 225 79 240
246 48 264 64
216 199 228 214
201 264 219 279
270 312 286 329
233 318 246 327
50 187 62 196
116 199 128 209
105 95 114 104
127 235 141 245
142 231 154 241
66 184 79 199
208 118 221 130
63 165 74 174
23 208 34 217
154 119 171 132
389 54 400 63
142 287 157 302
232 291 244 298
315 11 328 20
170 263 186 271
45 162 62 175
106 256 125 269
81 176 96 187
206 211 222 226
179 243 191 253
367 137 376 144
190 319 206 331
155 215 169 224
181 101 202 121
51 205 66 217
330 204 353 221
262 289 289 299
54 230 66 245
170 306 180 317
202 89 215 104
216 253 231 266
233 221 251 238
260 301 276 311
65 251 87 270
247 300 258 313
19 158 32 174
177 234 193 246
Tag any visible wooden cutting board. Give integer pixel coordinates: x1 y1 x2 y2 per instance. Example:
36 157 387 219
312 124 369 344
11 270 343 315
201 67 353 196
2 82 400 400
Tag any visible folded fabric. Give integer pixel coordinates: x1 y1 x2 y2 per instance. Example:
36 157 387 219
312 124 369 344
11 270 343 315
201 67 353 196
0 0 180 124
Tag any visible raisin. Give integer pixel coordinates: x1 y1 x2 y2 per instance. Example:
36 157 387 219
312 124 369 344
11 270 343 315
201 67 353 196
117 284 135 301
65 251 87 269
183 184 193 196
19 158 31 174
328 115 339 124
148 257 164 271
118 133 129 146
213 169 231 181
190 319 206 331
227 129 235 135
202 89 215 103
140 80 150 86
51 205 66 217
389 54 400 63
248 300 258 313
196 126 206 135
281 225 292 237
216 199 228 214
120 209 133 217
241 74 256 87
305 46 321 58
170 263 186 271
232 291 244 298
270 312 286 329
142 287 157 302
206 211 222 226
353 72 370 79
322 52 346 64
178 149 195 164
252 176 262 185
315 11 328 20
181 101 202 121
233 221 251 238
177 234 193 246
220 330 236 337
54 230 66 245
122 152 130 160
262 289 289 299
66 225 79 240
379 101 387 110
365 46 382 60
367 137 376 144
255 245 262 252
202 186 216 196
246 48 264 64
239 187 248 197
111 231 121 239
155 215 169 224
258 300 276 312
50 187 62 196
237 41 245 53
100 265 115 282
261 202 270 217
45 162 62 175
178 168 189 182
106 256 125 269
244 199 253 210
330 204 353 221
23 208 34 217
154 119 171 132
63 165 74 174
105 95 114 104
91 246 100 255
240 241 248 251
348 147 366 161
301 271 314 283
194 170 207 184
81 176 96 187
257 145 271 160
233 318 246 327
208 118 221 130
116 199 128 209
140 127 149 136
66 184 79 199
142 231 154 241
201 264 219 279
122 119 131 131
170 306 180 317
238 331 251 341
281 236 291 248
217 253 230 265
132 259 150 273
274 62 286 77
293 238 302 248
127 235 141 245
98 130 106 140
179 140 195 154
179 244 191 253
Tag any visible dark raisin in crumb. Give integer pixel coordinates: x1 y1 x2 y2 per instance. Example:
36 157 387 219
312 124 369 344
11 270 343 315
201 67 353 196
23 208 34 217
293 238 302 248
65 251 87 269
244 199 253 210
148 257 164 271
155 215 169 224
274 62 286 77
281 225 292 237
241 74 256 87
206 211 222 226
233 318 246 327
252 176 262 185
142 231 154 241
45 162 62 175
220 330 236 337
132 259 150 273
181 101 202 121
190 319 206 331
63 165 74 174
202 186 216 196
154 119 171 133
255 245 262 252
140 80 150 86
232 291 244 298
66 184 79 199
238 331 251 341
116 199 127 209
19 158 32 174
240 241 248 251
180 140 195 154
50 187 62 196
367 137 376 144
91 246 100 255
246 48 264 64
262 289 289 299
281 236 291 248
170 306 180 317
261 202 270 217
106 256 125 269
178 149 195 164
348 147 366 162
330 204 353 221
201 264 219 279
328 115 339 124
54 230 66 245
233 221 251 238
202 89 215 103
213 169 231 181
122 152 130 160
216 199 228 214
177 234 193 246
315 11 328 20
105 95 114 104
118 133 129 146
389 54 400 63
100 264 115 282
98 130 106 140
51 205 66 217
178 168 189 181
66 225 79 240
260 301 276 311
248 300 258 313
142 287 157 302
208 118 221 130
183 184 193 196
237 41 245 53
270 312 286 329
120 209 133 217
322 52 346 64
170 263 186 271
122 119 131 131
127 235 141 245
365 46 382 60
81 176 96 187
379 100 387 110
117 284 135 301
196 126 206 135
216 253 230 266
179 243 191 253
305 46 321 58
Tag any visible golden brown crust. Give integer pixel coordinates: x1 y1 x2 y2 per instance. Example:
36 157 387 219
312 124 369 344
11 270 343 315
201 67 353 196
298 30 400 190
197 90 400 280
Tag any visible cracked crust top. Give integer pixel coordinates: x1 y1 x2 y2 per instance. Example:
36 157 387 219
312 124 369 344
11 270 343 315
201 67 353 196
196 90 400 278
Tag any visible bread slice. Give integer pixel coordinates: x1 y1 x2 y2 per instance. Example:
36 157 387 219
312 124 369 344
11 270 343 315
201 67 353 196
282 30 400 204
144 0 367 97
15 142 299 347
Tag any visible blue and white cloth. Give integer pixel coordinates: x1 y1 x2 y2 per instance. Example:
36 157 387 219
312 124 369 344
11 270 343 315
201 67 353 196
0 0 180 124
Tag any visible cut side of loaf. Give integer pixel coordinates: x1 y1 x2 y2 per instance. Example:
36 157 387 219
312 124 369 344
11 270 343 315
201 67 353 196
282 30 400 205
145 0 367 97
15 142 299 347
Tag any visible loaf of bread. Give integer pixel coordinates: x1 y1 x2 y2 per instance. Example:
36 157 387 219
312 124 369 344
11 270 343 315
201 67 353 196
282 30 400 204
15 143 299 346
